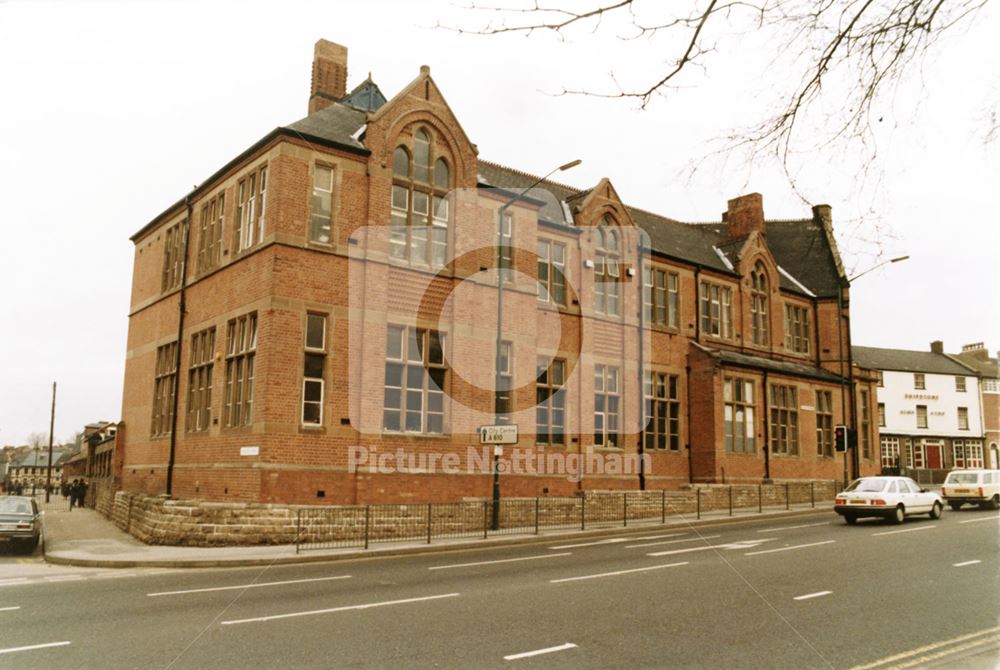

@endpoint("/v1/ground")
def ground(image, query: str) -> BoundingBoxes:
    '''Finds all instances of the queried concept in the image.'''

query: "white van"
[940,469,1000,510]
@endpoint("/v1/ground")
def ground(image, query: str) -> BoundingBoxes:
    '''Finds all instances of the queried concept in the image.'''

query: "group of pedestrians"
[62,478,88,510]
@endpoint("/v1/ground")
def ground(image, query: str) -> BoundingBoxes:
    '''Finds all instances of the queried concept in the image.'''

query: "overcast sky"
[0,0,996,446]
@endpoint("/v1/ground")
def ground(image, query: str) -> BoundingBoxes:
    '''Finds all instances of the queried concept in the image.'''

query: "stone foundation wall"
[104,481,837,547]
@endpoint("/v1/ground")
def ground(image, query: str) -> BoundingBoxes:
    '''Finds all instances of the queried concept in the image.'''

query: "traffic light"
[834,425,848,452]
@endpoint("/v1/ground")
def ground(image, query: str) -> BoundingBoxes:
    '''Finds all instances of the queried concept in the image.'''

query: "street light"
[837,255,909,486]
[492,158,581,530]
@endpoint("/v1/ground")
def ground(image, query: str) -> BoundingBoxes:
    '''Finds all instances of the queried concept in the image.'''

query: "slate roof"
[341,78,387,112]
[703,346,844,383]
[951,350,999,378]
[282,102,368,152]
[14,448,72,468]
[852,346,976,375]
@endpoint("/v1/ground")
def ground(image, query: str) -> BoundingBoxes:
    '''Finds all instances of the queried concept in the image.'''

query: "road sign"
[479,425,518,445]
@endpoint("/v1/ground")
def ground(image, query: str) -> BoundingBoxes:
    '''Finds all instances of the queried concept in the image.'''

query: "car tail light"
[15,523,32,529]
[835,498,846,505]
[940,487,948,495]
[872,499,887,506]
[978,487,984,497]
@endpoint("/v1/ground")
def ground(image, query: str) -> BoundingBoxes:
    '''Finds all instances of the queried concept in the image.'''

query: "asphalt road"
[1,508,997,669]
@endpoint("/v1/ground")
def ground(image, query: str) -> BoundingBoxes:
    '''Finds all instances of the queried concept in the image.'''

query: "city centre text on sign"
[479,425,518,445]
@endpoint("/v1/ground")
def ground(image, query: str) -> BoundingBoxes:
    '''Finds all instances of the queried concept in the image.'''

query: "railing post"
[364,505,370,550]
[729,486,733,517]
[696,487,701,520]
[785,483,790,510]
[426,503,432,544]
[811,481,815,508]
[758,485,762,513]
[295,509,301,555]
[623,493,628,527]
[534,498,540,535]
[581,496,586,531]
[661,489,666,524]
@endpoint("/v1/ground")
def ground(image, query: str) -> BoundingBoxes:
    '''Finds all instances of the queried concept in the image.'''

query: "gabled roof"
[852,346,976,376]
[340,78,387,112]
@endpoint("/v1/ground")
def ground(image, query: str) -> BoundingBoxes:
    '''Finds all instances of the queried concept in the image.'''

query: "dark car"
[0,495,42,553]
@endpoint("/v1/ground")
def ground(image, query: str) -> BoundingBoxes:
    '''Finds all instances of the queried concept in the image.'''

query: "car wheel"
[990,495,1000,511]
[893,505,906,524]
[844,514,857,525]
[929,502,943,520]
[949,502,963,511]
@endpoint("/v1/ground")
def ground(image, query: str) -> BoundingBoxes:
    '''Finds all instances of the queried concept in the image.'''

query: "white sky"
[0,0,996,445]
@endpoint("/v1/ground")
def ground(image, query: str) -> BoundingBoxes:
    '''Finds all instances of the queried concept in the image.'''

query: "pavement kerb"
[42,505,833,569]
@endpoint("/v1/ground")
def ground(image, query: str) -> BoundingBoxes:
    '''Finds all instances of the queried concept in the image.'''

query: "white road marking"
[627,534,719,549]
[958,516,1000,524]
[548,538,631,550]
[550,562,688,583]
[0,606,21,612]
[647,538,774,557]
[148,575,351,597]
[45,575,85,582]
[953,560,981,567]
[0,578,29,587]
[793,590,832,601]
[504,643,578,660]
[220,592,460,625]
[632,532,688,541]
[0,641,71,655]
[872,525,936,537]
[744,540,836,556]
[429,553,572,570]
[756,522,831,533]
[850,625,1000,669]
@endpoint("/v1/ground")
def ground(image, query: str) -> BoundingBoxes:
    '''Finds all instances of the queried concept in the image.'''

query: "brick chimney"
[930,340,944,354]
[960,342,989,361]
[724,193,765,240]
[309,39,348,114]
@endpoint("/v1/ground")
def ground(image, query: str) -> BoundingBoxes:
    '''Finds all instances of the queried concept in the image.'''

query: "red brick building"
[119,39,879,505]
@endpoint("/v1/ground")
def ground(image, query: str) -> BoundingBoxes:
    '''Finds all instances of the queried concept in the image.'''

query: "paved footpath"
[37,495,836,569]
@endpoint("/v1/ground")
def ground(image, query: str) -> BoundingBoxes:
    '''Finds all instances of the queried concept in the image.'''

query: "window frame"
[783,303,811,354]
[536,358,567,446]
[645,371,681,451]
[816,390,833,457]
[700,281,733,339]
[750,262,769,346]
[382,325,448,434]
[594,364,621,448]
[302,313,328,426]
[769,384,799,456]
[724,377,756,453]
[537,239,567,306]
[151,341,178,437]
[223,312,258,428]
[186,328,215,433]
[234,165,268,255]
[389,129,451,268]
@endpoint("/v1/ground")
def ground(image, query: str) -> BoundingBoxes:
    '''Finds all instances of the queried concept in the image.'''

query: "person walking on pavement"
[78,479,88,509]
[69,479,79,510]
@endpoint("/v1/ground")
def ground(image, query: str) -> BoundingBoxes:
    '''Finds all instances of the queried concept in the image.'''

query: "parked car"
[834,476,943,525]
[0,495,41,553]
[940,469,1000,510]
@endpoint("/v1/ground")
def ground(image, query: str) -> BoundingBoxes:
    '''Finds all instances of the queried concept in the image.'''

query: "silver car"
[0,495,41,553]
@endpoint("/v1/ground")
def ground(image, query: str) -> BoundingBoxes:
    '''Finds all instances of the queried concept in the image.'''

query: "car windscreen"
[845,479,887,493]
[945,473,978,484]
[0,498,31,514]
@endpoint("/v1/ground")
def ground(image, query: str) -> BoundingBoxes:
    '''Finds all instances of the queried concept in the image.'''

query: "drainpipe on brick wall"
[812,298,821,369]
[685,365,694,484]
[637,244,646,490]
[165,195,194,497]
[762,369,771,481]
[694,267,701,342]
[845,308,859,479]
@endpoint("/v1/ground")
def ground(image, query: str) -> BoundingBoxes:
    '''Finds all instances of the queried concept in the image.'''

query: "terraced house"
[119,39,879,505]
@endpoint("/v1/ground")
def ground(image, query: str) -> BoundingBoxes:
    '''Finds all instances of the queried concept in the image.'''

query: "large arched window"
[595,215,620,316]
[390,128,450,266]
[750,262,769,346]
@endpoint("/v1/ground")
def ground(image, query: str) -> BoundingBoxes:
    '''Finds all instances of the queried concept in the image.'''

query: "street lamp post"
[837,255,909,486]
[492,158,581,530]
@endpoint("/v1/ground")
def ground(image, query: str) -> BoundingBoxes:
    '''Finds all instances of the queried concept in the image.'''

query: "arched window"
[750,262,769,346]
[595,215,620,316]
[390,127,450,266]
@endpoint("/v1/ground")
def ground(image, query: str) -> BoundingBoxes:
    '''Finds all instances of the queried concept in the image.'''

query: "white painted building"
[854,342,984,483]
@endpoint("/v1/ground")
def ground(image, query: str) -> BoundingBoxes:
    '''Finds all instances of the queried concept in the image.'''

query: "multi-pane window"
[383,326,446,433]
[878,402,886,427]
[161,222,184,292]
[750,263,769,346]
[913,373,925,390]
[223,313,257,428]
[876,370,884,387]
[594,365,620,447]
[860,388,871,459]
[957,407,969,430]
[700,282,733,339]
[816,390,833,457]
[302,314,326,425]
[151,342,178,436]
[881,436,900,470]
[953,440,984,468]
[910,440,926,468]
[955,376,966,392]
[594,219,621,316]
[784,304,811,353]
[235,166,267,254]
[985,378,999,393]
[310,166,334,244]
[645,372,680,450]
[196,193,225,275]
[769,385,799,455]
[724,377,755,453]
[644,266,679,328]
[186,328,215,432]
[916,404,928,429]
[536,358,566,446]
[390,130,450,266]
[496,341,512,421]
[537,240,567,305]
[497,211,513,282]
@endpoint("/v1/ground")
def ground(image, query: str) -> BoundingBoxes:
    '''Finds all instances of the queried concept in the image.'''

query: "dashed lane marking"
[744,540,835,556]
[952,560,981,567]
[0,641,71,655]
[872,525,936,537]
[626,534,719,549]
[756,522,831,533]
[148,575,351,597]
[504,643,578,660]
[220,592,460,625]
[0,606,21,612]
[550,562,688,584]
[793,590,832,601]
[429,553,572,570]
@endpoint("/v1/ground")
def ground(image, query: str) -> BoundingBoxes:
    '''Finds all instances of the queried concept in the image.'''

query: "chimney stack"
[309,39,348,114]
[725,193,765,240]
[930,340,944,354]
